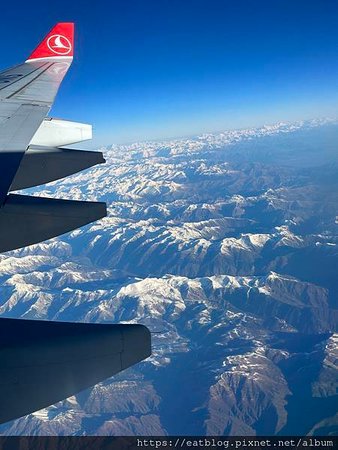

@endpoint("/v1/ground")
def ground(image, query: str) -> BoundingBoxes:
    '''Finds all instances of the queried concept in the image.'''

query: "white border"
[26,56,73,63]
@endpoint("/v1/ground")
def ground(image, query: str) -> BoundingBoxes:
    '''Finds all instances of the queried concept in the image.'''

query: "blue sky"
[2,0,338,145]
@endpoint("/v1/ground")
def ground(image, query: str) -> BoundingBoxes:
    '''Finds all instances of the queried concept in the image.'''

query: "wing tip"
[26,22,75,62]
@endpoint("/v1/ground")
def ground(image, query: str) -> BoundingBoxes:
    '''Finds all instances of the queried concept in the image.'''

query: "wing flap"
[31,118,93,147]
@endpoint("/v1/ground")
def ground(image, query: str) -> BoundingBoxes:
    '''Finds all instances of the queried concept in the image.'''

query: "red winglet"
[26,23,74,62]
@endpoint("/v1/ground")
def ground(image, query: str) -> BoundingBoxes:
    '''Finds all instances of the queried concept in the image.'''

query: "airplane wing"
[0,23,107,252]
[0,24,152,425]
[0,22,74,204]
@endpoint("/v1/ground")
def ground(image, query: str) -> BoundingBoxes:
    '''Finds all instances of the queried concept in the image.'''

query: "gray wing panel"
[0,103,49,203]
[0,60,71,105]
[0,61,48,98]
[0,103,49,151]
[0,58,72,203]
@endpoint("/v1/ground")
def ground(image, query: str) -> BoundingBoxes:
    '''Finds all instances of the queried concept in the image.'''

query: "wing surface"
[0,23,74,204]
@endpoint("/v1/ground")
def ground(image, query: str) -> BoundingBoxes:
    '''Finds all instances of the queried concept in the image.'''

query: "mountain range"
[0,118,337,436]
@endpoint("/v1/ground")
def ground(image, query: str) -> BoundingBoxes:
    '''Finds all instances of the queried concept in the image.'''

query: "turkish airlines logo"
[47,34,72,55]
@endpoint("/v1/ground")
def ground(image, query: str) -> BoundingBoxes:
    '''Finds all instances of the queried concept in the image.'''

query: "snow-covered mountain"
[0,119,337,436]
